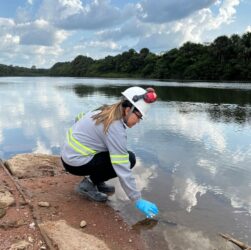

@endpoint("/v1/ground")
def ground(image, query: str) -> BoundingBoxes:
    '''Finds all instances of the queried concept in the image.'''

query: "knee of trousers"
[128,151,136,169]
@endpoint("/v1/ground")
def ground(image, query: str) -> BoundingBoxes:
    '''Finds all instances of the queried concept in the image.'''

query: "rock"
[5,154,63,178]
[38,202,50,207]
[0,185,15,208]
[29,222,36,230]
[28,236,34,243]
[10,240,31,250]
[80,220,87,228]
[0,219,27,229]
[38,220,110,250]
[0,208,6,218]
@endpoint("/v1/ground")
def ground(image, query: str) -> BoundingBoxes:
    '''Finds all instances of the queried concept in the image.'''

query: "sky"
[0,0,250,68]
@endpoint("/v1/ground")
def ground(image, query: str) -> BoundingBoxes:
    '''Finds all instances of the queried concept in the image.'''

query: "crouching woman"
[61,86,159,218]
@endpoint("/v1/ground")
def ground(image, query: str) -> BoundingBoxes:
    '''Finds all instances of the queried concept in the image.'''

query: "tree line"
[0,64,47,76]
[1,32,251,81]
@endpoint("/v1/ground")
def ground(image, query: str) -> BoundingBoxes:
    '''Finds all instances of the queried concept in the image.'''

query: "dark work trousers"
[61,151,136,185]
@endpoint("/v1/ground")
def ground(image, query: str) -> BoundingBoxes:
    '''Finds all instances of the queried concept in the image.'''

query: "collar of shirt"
[122,119,128,129]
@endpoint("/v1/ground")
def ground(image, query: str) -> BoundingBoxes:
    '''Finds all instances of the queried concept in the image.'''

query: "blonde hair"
[92,100,124,133]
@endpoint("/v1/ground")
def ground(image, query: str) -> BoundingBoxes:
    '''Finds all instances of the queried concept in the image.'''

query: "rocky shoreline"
[0,154,146,250]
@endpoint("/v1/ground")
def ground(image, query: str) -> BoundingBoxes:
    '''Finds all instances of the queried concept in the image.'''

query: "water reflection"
[70,84,251,125]
[0,77,251,248]
[131,218,159,232]
[73,84,124,98]
[70,84,251,105]
[170,177,207,213]
[162,225,236,250]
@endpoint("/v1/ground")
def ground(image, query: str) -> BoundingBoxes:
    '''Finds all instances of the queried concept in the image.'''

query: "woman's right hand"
[135,198,159,218]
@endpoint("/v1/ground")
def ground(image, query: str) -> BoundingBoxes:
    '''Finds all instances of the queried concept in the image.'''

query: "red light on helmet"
[144,88,157,103]
[132,87,157,103]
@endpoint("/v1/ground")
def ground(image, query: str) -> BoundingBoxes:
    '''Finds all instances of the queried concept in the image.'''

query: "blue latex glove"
[135,198,159,218]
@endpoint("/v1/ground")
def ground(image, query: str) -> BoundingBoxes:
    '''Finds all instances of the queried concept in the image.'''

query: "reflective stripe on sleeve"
[67,128,96,156]
[110,154,129,164]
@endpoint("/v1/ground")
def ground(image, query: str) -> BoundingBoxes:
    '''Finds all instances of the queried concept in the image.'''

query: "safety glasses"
[134,111,143,120]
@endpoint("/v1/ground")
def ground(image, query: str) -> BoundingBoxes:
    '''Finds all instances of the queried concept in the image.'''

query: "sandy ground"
[0,157,147,250]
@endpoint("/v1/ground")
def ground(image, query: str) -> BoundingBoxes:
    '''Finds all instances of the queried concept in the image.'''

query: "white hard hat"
[121,86,157,117]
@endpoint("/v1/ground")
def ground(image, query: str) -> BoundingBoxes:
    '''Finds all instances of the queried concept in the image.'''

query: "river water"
[0,77,251,249]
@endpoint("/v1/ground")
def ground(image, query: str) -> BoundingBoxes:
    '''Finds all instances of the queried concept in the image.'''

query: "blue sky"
[0,0,250,68]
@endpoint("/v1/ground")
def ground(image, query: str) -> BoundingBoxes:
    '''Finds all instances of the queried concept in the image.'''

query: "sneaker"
[75,177,108,202]
[97,182,115,193]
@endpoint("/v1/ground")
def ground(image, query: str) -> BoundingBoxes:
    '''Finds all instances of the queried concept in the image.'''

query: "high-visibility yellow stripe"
[111,160,130,164]
[75,112,85,122]
[68,128,96,155]
[67,131,89,156]
[69,128,96,154]
[78,112,84,119]
[110,154,129,158]
[110,154,129,164]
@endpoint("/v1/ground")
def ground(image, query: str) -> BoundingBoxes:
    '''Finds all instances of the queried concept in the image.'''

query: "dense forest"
[1,32,251,81]
[0,64,48,76]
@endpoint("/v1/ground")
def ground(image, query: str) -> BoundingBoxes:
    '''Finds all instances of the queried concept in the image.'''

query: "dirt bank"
[0,154,146,250]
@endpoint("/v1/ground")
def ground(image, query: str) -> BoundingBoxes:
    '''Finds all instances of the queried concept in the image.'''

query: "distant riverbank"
[1,32,251,82]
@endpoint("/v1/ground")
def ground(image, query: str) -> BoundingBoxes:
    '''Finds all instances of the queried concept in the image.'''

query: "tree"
[140,48,150,58]
[71,55,94,76]
[212,35,231,63]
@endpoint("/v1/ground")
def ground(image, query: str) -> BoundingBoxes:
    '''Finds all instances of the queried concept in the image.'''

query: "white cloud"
[136,0,215,23]
[38,0,126,30]
[203,0,240,30]
[246,25,251,32]
[0,15,69,66]
[0,42,65,67]
[17,19,67,46]
[95,0,242,55]
[0,0,245,67]
[136,0,241,51]
[38,0,84,21]
[0,17,15,30]
[97,18,148,41]
[0,19,19,52]
[136,30,182,52]
[2,34,20,46]
[71,39,122,60]
[218,0,240,23]
[85,40,120,50]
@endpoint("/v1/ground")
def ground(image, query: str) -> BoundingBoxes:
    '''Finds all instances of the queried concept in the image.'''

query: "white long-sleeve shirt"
[61,111,141,201]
